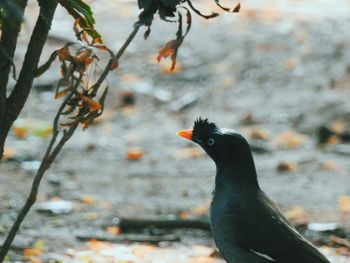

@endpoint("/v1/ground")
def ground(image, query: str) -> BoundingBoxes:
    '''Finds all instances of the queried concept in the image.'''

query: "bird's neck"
[215,157,259,190]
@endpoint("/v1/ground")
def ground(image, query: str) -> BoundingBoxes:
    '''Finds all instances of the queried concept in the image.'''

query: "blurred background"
[1,0,350,262]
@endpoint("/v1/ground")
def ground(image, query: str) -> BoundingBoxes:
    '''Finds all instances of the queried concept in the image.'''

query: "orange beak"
[176,129,193,141]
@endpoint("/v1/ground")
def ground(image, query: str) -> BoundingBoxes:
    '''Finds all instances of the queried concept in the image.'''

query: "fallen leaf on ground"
[338,196,350,213]
[13,126,28,139]
[106,226,121,235]
[80,196,97,205]
[285,206,308,224]
[321,161,339,171]
[274,130,307,149]
[2,148,16,161]
[127,148,144,160]
[23,240,44,261]
[250,129,269,140]
[331,121,346,133]
[277,161,297,172]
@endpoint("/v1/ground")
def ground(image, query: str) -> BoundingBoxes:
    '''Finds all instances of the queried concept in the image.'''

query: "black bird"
[177,118,330,263]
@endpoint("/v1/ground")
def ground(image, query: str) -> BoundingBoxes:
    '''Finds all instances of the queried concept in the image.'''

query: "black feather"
[192,118,218,141]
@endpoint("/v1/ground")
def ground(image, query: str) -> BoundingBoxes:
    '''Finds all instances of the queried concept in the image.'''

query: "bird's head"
[177,118,252,166]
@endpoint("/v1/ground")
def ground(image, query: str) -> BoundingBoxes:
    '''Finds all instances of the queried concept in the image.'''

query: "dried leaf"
[327,135,340,145]
[192,245,216,257]
[338,196,350,213]
[331,121,345,133]
[285,206,308,224]
[274,130,307,149]
[192,202,210,216]
[250,129,269,140]
[277,161,296,172]
[13,126,28,139]
[23,240,44,259]
[55,86,72,99]
[106,226,121,235]
[158,9,191,71]
[321,161,339,171]
[74,48,93,64]
[3,148,16,161]
[80,95,102,111]
[284,57,300,70]
[80,196,96,205]
[127,148,144,160]
[58,47,71,61]
[81,30,89,43]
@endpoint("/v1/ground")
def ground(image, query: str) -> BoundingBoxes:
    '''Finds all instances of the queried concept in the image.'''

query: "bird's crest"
[192,118,218,141]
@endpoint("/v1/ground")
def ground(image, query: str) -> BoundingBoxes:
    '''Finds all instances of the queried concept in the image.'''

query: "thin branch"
[91,23,141,94]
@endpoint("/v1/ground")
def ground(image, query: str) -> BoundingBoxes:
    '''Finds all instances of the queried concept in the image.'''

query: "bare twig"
[77,233,180,244]
[0,22,141,261]
[115,217,210,231]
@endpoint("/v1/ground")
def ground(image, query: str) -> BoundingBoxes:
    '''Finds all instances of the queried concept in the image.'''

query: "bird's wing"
[230,191,330,263]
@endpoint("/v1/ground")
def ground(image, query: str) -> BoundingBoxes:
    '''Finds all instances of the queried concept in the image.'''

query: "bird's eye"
[207,138,215,146]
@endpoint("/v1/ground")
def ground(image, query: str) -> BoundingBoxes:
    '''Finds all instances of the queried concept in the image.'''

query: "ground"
[1,0,350,262]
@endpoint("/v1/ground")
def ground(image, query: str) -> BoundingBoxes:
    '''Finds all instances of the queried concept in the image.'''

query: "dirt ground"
[1,0,350,262]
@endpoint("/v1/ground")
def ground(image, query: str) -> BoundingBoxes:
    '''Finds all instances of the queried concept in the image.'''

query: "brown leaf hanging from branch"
[157,8,191,71]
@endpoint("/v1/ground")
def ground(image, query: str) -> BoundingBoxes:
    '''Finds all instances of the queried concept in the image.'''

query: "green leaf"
[58,0,100,39]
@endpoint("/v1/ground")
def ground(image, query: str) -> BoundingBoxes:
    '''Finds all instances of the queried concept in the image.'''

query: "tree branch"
[0,0,28,159]
[1,0,58,155]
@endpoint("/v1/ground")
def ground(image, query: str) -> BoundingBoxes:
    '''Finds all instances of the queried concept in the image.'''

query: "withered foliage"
[137,0,240,70]
[37,21,114,130]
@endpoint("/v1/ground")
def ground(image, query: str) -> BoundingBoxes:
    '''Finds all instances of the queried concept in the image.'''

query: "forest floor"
[1,0,350,262]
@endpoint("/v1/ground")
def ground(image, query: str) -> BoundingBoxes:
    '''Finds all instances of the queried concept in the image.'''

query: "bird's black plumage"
[180,118,330,263]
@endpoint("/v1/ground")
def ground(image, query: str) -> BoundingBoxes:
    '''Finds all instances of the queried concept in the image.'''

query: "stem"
[0,0,28,160]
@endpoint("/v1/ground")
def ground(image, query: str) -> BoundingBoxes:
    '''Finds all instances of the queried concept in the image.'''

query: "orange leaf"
[13,127,27,139]
[285,206,308,224]
[58,47,70,61]
[321,161,339,171]
[81,31,89,44]
[55,87,72,99]
[3,148,16,161]
[338,196,350,213]
[250,129,269,140]
[157,40,176,61]
[126,148,144,160]
[80,196,96,205]
[106,226,121,235]
[277,161,296,172]
[93,37,103,45]
[75,49,93,64]
[274,131,307,149]
[94,45,108,51]
[23,248,42,258]
[80,95,102,111]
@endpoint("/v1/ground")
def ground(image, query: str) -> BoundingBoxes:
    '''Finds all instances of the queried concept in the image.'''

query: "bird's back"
[210,185,330,263]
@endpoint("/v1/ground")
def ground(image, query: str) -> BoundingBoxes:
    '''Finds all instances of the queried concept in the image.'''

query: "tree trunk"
[0,0,58,161]
[0,0,28,160]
